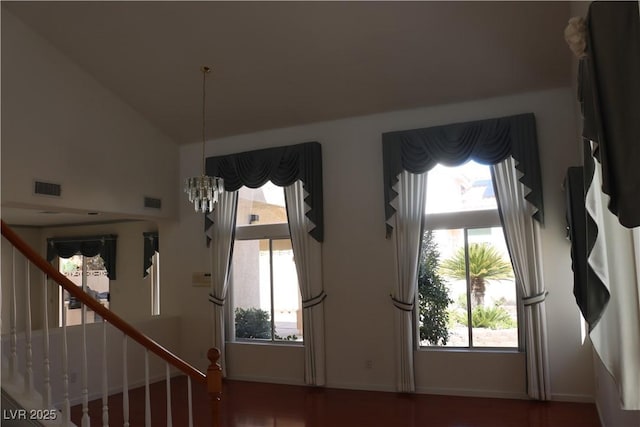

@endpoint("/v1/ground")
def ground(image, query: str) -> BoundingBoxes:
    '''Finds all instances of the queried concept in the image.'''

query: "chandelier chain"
[201,66,210,174]
[184,65,221,214]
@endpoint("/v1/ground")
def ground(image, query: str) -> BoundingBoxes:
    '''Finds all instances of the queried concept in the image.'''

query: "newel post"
[207,348,222,427]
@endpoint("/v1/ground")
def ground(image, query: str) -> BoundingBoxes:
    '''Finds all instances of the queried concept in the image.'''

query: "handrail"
[1,220,207,384]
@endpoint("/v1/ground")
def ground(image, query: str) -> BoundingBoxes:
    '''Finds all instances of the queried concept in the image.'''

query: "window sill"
[417,346,522,354]
[228,340,304,348]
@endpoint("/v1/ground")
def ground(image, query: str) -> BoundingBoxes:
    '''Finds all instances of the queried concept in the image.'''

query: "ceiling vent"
[34,180,61,197]
[144,197,162,210]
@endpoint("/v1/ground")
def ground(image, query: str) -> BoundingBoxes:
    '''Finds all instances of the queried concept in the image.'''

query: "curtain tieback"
[523,290,548,306]
[208,293,225,306]
[390,295,414,312]
[302,291,326,309]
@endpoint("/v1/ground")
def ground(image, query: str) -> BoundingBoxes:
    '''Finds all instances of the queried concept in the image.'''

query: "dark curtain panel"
[143,232,159,278]
[579,1,640,228]
[47,235,118,280]
[565,165,609,329]
[382,113,543,237]
[205,141,324,242]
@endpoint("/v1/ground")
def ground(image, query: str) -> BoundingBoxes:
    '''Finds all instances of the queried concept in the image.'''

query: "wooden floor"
[72,376,601,427]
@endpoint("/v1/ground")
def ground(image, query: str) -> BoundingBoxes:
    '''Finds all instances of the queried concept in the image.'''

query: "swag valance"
[143,232,159,278]
[382,113,544,236]
[205,141,324,242]
[47,235,117,280]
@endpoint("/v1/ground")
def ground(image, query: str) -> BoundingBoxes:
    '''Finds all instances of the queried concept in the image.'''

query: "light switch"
[192,272,211,287]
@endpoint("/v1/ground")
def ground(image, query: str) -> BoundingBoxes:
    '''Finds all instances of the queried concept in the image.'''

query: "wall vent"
[144,197,162,210]
[34,181,61,197]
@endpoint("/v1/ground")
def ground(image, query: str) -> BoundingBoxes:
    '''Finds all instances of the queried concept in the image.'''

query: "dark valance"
[205,141,324,242]
[578,1,640,228]
[382,113,544,236]
[47,235,117,280]
[143,232,159,278]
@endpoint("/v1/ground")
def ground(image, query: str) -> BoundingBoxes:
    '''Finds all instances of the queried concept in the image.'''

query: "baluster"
[207,348,222,427]
[42,274,52,409]
[62,288,71,425]
[24,258,34,397]
[166,364,173,427]
[9,247,18,380]
[145,350,151,427]
[122,335,130,427]
[102,320,109,426]
[187,376,193,427]
[81,259,90,427]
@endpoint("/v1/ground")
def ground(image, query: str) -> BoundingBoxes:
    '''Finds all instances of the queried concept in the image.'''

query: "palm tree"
[440,243,513,307]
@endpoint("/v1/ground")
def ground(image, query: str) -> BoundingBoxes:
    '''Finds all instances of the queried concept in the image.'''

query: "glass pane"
[237,182,288,226]
[467,227,517,348]
[232,239,272,340]
[426,161,497,214]
[272,239,302,341]
[419,229,469,347]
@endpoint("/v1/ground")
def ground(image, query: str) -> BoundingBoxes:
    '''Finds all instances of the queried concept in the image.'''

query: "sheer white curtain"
[388,170,428,392]
[285,180,326,386]
[207,190,238,376]
[585,152,640,410]
[492,157,551,400]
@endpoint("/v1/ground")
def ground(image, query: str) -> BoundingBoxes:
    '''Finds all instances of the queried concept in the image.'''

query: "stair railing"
[1,220,222,427]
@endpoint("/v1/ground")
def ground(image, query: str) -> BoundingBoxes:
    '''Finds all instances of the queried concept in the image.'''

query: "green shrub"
[452,305,516,330]
[234,307,271,339]
[418,230,453,345]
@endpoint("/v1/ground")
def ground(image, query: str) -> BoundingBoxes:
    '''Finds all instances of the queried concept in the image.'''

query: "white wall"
[172,87,595,401]
[1,10,178,220]
[1,227,46,334]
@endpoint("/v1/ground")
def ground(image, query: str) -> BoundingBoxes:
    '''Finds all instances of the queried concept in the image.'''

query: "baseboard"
[55,372,179,408]
[550,393,595,403]
[326,382,396,393]
[226,374,306,387]
[415,386,529,400]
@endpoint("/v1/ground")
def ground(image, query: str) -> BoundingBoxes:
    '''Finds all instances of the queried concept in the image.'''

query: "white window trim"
[230,222,302,345]
[425,209,501,230]
[235,223,290,240]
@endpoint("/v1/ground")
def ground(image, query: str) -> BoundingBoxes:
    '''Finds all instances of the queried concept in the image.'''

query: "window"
[418,161,518,349]
[149,252,160,316]
[231,182,303,342]
[59,254,109,326]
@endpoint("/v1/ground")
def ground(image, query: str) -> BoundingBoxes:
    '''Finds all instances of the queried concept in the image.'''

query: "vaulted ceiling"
[2,1,573,146]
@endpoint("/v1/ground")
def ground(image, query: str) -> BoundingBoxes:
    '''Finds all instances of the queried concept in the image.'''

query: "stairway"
[1,220,222,426]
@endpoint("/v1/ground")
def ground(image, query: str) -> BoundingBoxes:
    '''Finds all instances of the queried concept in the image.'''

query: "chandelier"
[184,66,223,213]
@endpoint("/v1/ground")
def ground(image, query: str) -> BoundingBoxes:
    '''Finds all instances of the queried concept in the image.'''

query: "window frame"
[149,251,160,316]
[230,222,303,345]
